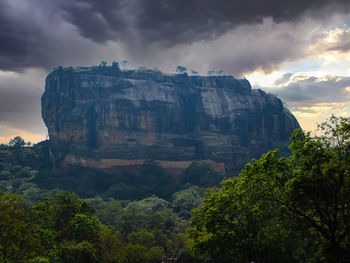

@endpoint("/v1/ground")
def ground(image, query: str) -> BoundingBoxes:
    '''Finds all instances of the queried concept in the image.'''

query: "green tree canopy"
[33,192,94,240]
[0,191,41,262]
[171,186,204,219]
[116,196,178,238]
[9,136,25,148]
[189,116,350,263]
[149,246,166,262]
[124,244,150,263]
[176,66,187,74]
[127,231,155,249]
[181,160,223,187]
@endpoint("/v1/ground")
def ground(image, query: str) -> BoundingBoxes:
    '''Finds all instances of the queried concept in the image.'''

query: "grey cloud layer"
[59,0,349,44]
[0,0,120,71]
[0,0,350,72]
[151,18,313,76]
[0,69,47,133]
[269,74,350,106]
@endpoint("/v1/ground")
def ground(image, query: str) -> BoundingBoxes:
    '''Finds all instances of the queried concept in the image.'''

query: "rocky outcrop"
[41,66,300,174]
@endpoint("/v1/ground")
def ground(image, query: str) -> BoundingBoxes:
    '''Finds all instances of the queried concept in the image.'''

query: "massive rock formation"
[42,66,300,174]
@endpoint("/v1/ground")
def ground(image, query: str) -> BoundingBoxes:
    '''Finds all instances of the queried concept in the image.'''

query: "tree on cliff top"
[111,61,119,69]
[191,70,198,76]
[99,61,107,67]
[207,70,215,76]
[121,60,129,70]
[176,66,187,74]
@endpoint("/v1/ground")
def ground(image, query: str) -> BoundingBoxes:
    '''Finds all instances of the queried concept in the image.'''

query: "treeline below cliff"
[1,116,350,262]
[0,137,218,262]
[0,136,223,201]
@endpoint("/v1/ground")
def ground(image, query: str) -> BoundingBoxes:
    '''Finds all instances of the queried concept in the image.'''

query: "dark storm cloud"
[1,0,350,72]
[0,0,116,72]
[58,0,350,45]
[271,74,350,105]
[150,18,314,77]
[58,0,128,43]
[0,1,46,71]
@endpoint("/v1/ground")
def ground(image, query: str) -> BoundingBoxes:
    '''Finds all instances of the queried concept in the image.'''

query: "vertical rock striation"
[42,66,300,174]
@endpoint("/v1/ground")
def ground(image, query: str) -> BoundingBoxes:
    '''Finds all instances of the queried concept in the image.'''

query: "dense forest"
[0,135,220,262]
[1,116,350,262]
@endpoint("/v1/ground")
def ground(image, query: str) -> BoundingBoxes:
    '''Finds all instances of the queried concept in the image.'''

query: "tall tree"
[0,191,41,262]
[176,66,187,74]
[189,116,350,263]
[9,136,25,148]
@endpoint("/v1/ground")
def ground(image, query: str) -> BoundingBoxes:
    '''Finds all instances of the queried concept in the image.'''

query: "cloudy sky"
[1,0,350,143]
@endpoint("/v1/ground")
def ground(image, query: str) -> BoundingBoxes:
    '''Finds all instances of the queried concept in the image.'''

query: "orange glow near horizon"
[0,125,46,145]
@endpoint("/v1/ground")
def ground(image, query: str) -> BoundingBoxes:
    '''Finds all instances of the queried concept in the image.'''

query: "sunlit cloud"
[246,71,286,87]
[0,124,46,144]
[291,102,350,131]
[255,72,350,131]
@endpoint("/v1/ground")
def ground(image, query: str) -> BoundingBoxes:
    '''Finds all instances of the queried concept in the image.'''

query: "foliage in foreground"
[189,116,350,263]
[0,191,200,263]
[2,116,350,262]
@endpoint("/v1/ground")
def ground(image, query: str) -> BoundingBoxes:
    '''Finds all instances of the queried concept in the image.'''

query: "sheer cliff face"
[42,67,300,173]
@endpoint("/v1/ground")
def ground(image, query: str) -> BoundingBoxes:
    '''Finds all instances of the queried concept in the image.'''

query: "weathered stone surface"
[42,66,300,173]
